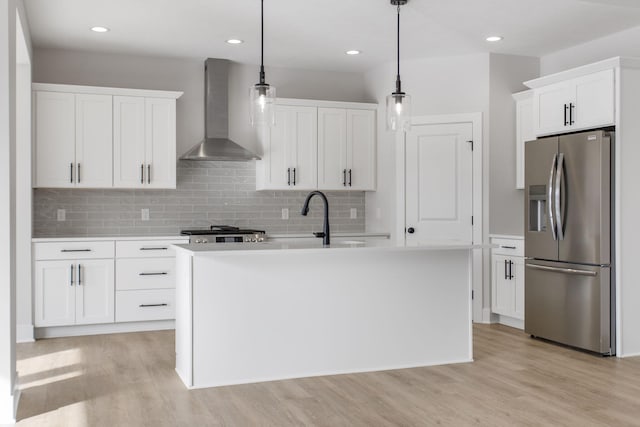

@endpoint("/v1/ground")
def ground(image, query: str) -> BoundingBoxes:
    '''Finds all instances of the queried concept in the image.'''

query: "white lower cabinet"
[35,259,114,327]
[491,236,525,327]
[33,237,187,332]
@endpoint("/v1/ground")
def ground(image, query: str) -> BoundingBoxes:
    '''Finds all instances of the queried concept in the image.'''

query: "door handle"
[140,247,168,251]
[555,153,565,240]
[569,103,575,125]
[287,168,291,186]
[77,264,82,286]
[564,104,569,126]
[500,245,517,249]
[139,303,169,308]
[343,169,347,187]
[348,169,352,187]
[504,259,508,280]
[509,260,514,280]
[77,163,81,183]
[139,272,169,276]
[70,264,74,286]
[141,164,144,184]
[526,263,597,277]
[292,168,296,186]
[70,162,74,183]
[147,164,151,184]
[61,249,92,253]
[548,153,558,241]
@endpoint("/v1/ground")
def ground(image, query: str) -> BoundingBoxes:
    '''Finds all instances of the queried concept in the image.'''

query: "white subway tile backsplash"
[33,161,366,237]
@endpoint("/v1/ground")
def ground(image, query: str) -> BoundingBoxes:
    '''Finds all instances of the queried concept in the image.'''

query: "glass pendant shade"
[386,92,411,132]
[249,83,276,127]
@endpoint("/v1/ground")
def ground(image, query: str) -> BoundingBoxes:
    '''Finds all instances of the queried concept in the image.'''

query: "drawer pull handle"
[140,247,168,251]
[139,272,169,276]
[61,249,92,253]
[500,245,517,249]
[139,303,169,308]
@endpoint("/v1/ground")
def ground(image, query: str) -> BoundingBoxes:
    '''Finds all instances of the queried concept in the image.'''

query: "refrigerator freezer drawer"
[524,260,612,354]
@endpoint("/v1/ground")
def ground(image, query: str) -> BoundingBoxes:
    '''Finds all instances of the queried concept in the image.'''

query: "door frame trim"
[396,113,484,322]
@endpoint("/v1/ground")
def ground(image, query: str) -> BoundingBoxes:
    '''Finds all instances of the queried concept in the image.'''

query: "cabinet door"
[515,96,534,190]
[492,255,515,316]
[318,108,347,190]
[113,96,146,188]
[34,91,76,188]
[145,98,177,189]
[573,69,615,131]
[513,258,525,320]
[346,109,376,191]
[257,106,294,190]
[75,259,115,325]
[75,94,113,188]
[533,82,573,137]
[34,261,76,327]
[288,106,318,190]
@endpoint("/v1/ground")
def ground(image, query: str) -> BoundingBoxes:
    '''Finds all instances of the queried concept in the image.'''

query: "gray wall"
[488,54,540,236]
[34,161,365,237]
[32,48,370,237]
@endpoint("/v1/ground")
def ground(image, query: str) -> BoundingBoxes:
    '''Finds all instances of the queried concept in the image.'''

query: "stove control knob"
[202,238,208,243]
[194,239,201,244]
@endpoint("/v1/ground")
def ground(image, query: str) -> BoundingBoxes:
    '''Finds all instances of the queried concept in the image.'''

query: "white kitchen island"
[174,240,485,389]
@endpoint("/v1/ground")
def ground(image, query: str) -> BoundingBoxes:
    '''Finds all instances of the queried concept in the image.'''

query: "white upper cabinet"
[318,107,376,191]
[34,84,182,189]
[532,69,615,137]
[75,94,113,188]
[256,105,317,190]
[257,99,377,192]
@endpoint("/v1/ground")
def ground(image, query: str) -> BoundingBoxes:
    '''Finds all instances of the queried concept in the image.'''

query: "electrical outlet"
[350,208,357,219]
[281,208,289,220]
[56,209,66,222]
[141,208,150,221]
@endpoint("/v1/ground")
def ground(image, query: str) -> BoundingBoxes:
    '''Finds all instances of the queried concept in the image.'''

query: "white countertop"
[267,232,391,240]
[32,235,189,243]
[174,240,493,256]
[489,234,524,241]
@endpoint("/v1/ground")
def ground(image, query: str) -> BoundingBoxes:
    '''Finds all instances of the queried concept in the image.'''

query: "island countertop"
[173,240,493,255]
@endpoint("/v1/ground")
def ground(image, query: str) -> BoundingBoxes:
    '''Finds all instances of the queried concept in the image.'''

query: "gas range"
[180,225,266,244]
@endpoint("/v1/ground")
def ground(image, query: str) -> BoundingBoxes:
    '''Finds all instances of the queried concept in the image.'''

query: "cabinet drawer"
[491,238,524,257]
[116,239,187,259]
[34,241,114,260]
[116,289,175,322]
[116,258,176,290]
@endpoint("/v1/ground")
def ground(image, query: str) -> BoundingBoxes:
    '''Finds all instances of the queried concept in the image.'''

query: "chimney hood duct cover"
[181,59,261,161]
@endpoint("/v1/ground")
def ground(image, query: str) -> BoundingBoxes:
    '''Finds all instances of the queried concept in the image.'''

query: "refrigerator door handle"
[555,153,565,240]
[525,263,597,277]
[548,153,558,240]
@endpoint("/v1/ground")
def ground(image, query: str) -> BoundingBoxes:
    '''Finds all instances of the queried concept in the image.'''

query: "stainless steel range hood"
[181,58,260,161]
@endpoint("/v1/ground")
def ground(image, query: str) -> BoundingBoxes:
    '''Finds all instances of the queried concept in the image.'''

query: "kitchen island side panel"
[188,248,473,388]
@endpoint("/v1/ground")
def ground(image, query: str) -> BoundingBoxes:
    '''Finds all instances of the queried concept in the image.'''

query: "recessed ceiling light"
[91,26,110,33]
[486,36,503,42]
[346,50,361,55]
[226,39,244,44]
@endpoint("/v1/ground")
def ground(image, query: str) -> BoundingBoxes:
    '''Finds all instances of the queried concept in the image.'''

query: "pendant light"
[250,0,276,127]
[386,0,411,132]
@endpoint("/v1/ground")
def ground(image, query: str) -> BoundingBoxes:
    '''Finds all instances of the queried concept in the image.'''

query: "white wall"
[541,25,640,75]
[488,54,540,236]
[1,0,32,423]
[33,49,371,157]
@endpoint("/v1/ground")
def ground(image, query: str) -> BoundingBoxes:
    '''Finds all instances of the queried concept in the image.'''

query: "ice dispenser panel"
[529,185,547,232]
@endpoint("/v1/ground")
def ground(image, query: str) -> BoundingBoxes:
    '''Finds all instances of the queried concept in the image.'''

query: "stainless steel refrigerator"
[524,129,614,355]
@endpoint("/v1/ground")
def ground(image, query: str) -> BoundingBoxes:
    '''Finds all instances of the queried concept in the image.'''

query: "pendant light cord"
[259,0,265,84]
[395,4,402,94]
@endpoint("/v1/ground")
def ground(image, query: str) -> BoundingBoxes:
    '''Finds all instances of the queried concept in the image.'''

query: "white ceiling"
[24,0,640,73]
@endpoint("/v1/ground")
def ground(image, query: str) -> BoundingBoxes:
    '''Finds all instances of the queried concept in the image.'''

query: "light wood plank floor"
[15,324,640,426]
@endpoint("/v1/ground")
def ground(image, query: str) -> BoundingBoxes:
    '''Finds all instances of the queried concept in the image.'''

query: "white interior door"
[405,122,473,244]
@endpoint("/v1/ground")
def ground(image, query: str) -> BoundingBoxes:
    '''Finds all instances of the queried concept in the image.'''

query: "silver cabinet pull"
[147,164,151,184]
[61,249,92,253]
[70,264,75,286]
[139,272,168,276]
[141,164,144,184]
[77,163,81,183]
[140,247,168,251]
[555,152,565,240]
[526,263,597,277]
[139,303,168,308]
[77,264,82,286]
[548,153,557,241]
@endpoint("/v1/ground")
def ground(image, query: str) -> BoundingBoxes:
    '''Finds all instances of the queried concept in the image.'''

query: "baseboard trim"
[16,324,34,343]
[35,320,175,339]
[0,375,20,426]
[496,315,525,330]
[477,308,495,324]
